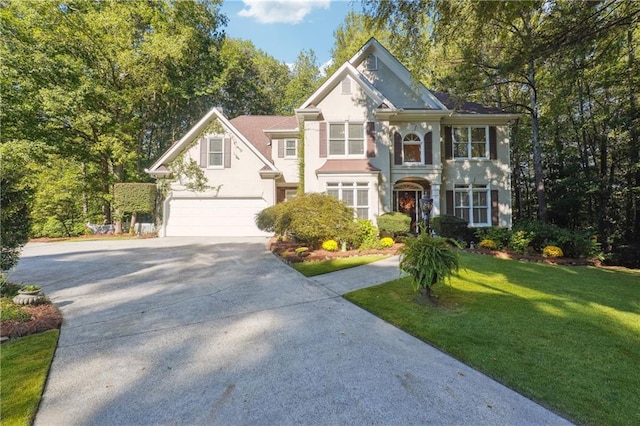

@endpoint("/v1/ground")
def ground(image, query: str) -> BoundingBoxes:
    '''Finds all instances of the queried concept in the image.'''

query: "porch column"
[431,184,441,217]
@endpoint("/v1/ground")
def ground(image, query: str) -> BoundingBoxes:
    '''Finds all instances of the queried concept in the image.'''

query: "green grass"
[292,255,389,276]
[0,330,59,426]
[344,252,640,425]
[0,299,32,322]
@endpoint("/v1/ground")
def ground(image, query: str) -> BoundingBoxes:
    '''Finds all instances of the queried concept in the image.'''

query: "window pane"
[454,142,468,158]
[357,189,368,206]
[209,153,222,166]
[455,192,469,207]
[455,208,469,221]
[209,138,222,152]
[342,190,354,206]
[473,207,488,224]
[348,124,363,139]
[356,208,368,219]
[329,124,344,139]
[453,128,467,142]
[329,140,345,155]
[285,140,296,156]
[327,189,339,199]
[403,133,420,142]
[473,191,487,206]
[349,138,364,155]
[471,142,485,157]
[471,127,486,142]
[403,144,421,162]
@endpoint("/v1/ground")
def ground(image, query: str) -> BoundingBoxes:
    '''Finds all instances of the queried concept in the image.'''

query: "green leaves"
[399,235,460,293]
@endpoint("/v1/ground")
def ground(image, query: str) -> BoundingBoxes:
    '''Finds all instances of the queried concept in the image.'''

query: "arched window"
[403,133,422,163]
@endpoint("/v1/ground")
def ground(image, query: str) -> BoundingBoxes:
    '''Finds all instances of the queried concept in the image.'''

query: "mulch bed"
[1,303,63,340]
[268,238,403,263]
[467,247,599,266]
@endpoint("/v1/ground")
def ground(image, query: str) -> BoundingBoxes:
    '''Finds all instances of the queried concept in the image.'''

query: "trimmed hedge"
[377,212,411,237]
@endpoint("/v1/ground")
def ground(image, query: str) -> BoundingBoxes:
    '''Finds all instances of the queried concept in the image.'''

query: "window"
[284,190,297,201]
[327,182,369,219]
[454,184,489,226]
[208,137,223,167]
[453,126,488,159]
[366,54,377,71]
[329,123,364,156]
[285,139,297,157]
[341,78,352,95]
[402,133,422,163]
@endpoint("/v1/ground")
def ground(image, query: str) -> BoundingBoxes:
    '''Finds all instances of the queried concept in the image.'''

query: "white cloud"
[238,0,331,25]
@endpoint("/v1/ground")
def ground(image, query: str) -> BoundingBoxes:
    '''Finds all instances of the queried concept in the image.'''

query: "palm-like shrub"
[400,234,460,301]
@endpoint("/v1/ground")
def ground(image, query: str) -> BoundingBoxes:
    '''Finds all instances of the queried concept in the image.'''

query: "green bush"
[475,227,511,250]
[322,239,339,251]
[513,221,599,258]
[377,212,411,237]
[399,235,460,299]
[431,215,472,241]
[509,230,533,254]
[255,193,357,246]
[380,237,394,248]
[353,219,380,250]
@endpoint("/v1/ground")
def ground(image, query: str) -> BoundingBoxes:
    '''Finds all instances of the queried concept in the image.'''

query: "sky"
[219,0,360,70]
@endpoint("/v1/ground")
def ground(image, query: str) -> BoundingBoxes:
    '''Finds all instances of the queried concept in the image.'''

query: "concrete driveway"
[11,237,571,425]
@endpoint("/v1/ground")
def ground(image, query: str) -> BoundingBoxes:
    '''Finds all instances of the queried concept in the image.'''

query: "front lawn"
[0,330,59,426]
[344,252,640,425]
[293,255,388,277]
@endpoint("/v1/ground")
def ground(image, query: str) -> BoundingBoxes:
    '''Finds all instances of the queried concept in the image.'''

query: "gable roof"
[299,61,395,110]
[145,107,277,176]
[349,38,448,111]
[230,115,297,161]
[434,92,505,114]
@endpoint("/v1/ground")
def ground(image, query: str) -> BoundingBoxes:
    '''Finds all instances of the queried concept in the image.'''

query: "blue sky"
[220,0,360,69]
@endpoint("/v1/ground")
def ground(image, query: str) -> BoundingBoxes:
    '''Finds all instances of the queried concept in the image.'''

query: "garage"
[163,197,270,237]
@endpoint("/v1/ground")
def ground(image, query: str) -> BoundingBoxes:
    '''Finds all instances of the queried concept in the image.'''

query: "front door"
[393,183,425,233]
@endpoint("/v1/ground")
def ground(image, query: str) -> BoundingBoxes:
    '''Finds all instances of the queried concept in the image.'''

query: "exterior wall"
[175,132,276,205]
[271,138,299,184]
[441,125,512,227]
[357,59,424,108]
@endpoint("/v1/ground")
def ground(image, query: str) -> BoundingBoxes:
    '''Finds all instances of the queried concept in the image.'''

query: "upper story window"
[454,184,489,226]
[403,133,422,163]
[453,126,488,159]
[366,54,378,71]
[285,139,297,157]
[208,136,224,167]
[329,122,364,157]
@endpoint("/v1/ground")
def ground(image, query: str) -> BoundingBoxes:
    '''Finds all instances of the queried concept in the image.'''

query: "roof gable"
[146,108,277,175]
[299,62,395,110]
[349,38,447,111]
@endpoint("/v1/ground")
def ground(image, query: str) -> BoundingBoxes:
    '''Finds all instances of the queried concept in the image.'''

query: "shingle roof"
[315,159,381,174]
[434,92,505,114]
[229,115,297,161]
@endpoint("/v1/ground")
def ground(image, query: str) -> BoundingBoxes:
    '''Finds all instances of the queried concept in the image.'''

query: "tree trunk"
[129,211,137,234]
[529,59,547,222]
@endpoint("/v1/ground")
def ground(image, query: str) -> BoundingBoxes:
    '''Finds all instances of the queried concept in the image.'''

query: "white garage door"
[165,198,269,237]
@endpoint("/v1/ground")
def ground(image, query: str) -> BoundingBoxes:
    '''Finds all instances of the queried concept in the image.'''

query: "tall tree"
[282,49,321,114]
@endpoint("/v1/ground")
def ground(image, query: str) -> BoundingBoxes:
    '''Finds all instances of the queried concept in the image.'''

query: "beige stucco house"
[147,38,519,237]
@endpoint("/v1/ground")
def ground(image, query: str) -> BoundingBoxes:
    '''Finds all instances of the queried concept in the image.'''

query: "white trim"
[453,183,491,227]
[452,125,489,159]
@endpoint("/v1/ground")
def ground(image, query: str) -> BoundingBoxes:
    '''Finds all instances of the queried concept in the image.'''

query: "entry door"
[394,189,423,232]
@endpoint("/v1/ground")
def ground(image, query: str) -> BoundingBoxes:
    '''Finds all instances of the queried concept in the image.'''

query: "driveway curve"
[11,237,571,425]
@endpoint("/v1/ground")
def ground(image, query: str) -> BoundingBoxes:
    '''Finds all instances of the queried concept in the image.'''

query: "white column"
[431,184,441,217]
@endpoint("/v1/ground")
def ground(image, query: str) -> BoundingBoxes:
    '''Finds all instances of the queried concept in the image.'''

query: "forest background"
[1,0,638,266]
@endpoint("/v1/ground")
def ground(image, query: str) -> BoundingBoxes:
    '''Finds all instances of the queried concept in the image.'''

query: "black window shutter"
[319,122,327,158]
[424,132,433,164]
[200,138,207,167]
[366,121,376,158]
[446,190,454,215]
[489,126,497,160]
[224,137,231,168]
[394,131,402,165]
[278,140,284,158]
[491,190,499,226]
[444,127,452,160]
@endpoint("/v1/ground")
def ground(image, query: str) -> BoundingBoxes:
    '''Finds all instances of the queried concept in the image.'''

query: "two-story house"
[147,38,518,237]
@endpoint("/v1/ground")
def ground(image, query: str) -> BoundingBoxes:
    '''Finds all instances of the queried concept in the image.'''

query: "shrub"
[509,230,533,254]
[513,221,600,258]
[475,227,511,250]
[377,212,411,237]
[479,239,498,250]
[380,237,394,248]
[353,219,379,250]
[543,245,564,258]
[322,240,339,252]
[295,247,309,256]
[431,215,472,242]
[400,235,460,300]
[255,193,358,246]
